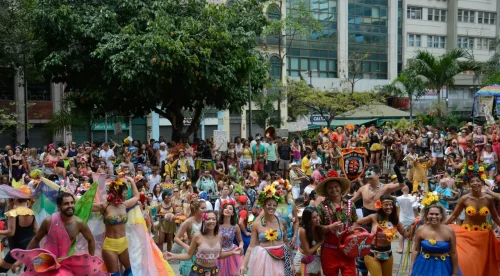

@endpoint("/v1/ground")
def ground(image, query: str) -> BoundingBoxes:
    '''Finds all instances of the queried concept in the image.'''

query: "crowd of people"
[0,119,500,275]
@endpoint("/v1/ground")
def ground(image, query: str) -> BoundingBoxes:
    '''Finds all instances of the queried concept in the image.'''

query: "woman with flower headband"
[444,163,500,276]
[165,211,239,276]
[241,183,293,276]
[217,198,244,276]
[91,176,139,276]
[274,180,299,248]
[353,195,410,276]
[175,198,206,275]
[410,198,460,276]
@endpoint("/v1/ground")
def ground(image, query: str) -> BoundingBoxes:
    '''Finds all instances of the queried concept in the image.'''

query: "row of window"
[407,6,496,25]
[408,34,495,50]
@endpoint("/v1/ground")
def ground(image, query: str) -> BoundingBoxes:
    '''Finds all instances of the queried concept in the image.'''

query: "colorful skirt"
[159,218,176,234]
[248,244,293,276]
[370,143,383,151]
[180,253,196,275]
[450,224,500,276]
[216,245,242,276]
[189,263,219,276]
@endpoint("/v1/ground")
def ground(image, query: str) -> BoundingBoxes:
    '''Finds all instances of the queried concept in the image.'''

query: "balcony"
[412,99,474,112]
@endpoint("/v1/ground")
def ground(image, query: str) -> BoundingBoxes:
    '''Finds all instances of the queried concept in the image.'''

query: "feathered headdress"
[456,160,487,181]
[105,178,126,204]
[258,183,285,205]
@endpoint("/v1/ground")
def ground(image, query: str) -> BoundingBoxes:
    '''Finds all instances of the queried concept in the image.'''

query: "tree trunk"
[184,105,204,143]
[153,106,185,142]
[436,89,442,128]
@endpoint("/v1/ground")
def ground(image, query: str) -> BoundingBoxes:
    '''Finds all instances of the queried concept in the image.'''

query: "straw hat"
[316,170,350,196]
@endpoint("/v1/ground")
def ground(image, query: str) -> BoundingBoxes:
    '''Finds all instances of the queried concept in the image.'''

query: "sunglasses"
[173,190,179,193]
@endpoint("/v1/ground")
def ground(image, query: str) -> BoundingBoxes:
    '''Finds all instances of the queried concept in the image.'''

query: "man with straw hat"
[316,170,357,276]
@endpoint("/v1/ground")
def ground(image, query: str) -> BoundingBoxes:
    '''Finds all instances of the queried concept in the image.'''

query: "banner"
[495,96,500,119]
[474,96,494,118]
[340,148,367,182]
[213,130,228,152]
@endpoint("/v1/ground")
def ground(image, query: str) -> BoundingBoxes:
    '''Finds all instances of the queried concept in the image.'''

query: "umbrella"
[0,184,31,199]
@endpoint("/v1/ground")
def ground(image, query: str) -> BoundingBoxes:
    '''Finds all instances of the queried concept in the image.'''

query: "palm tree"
[379,68,426,125]
[47,104,95,141]
[412,48,477,127]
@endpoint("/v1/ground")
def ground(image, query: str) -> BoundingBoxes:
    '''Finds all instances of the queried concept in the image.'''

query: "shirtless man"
[350,164,405,218]
[11,192,95,272]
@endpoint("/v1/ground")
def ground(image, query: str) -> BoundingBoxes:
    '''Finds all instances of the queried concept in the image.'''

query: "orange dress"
[450,206,500,276]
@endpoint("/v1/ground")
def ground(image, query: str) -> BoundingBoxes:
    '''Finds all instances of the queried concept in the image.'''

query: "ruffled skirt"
[216,245,242,276]
[248,244,292,276]
[411,253,461,276]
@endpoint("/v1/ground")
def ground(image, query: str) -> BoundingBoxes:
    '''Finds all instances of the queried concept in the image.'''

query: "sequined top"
[103,214,128,225]
[195,240,221,263]
[220,225,236,250]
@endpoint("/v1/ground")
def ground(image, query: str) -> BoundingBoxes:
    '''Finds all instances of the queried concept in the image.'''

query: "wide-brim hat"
[316,170,350,197]
[289,162,299,169]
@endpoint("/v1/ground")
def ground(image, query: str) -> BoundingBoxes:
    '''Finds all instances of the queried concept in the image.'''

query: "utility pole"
[23,52,29,148]
[248,74,252,137]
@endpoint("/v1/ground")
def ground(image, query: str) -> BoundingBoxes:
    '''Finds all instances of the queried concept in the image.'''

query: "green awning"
[312,118,379,127]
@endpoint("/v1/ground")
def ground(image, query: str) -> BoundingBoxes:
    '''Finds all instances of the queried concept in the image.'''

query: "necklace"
[261,215,276,226]
[368,184,381,198]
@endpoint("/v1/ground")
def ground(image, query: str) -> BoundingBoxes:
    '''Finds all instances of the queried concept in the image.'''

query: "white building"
[405,0,500,112]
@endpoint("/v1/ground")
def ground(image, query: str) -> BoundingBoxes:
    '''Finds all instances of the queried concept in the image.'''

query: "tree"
[47,101,96,142]
[262,1,322,125]
[286,79,380,128]
[342,52,373,93]
[0,0,45,147]
[30,0,269,142]
[412,49,477,128]
[378,68,426,125]
[253,92,283,129]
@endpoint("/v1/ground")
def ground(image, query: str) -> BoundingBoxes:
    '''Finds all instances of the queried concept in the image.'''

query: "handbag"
[338,227,376,258]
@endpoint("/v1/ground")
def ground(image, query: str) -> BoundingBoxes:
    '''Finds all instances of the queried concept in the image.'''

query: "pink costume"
[12,212,105,275]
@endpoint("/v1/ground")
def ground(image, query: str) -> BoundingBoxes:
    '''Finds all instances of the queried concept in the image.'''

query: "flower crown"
[77,182,91,193]
[106,178,125,192]
[258,183,285,205]
[221,198,236,210]
[29,169,42,179]
[134,175,144,183]
[277,179,291,192]
[457,160,486,181]
[421,192,440,208]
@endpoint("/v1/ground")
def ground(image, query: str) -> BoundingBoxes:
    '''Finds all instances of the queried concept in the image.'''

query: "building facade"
[405,0,500,113]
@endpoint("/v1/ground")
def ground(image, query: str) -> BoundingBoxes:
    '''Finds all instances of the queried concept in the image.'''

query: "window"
[428,8,446,22]
[407,6,422,19]
[478,12,496,24]
[427,36,446,48]
[457,37,474,49]
[475,38,489,50]
[408,34,421,47]
[458,9,475,23]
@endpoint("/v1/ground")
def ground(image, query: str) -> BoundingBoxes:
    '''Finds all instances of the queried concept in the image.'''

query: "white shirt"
[148,174,161,193]
[205,201,214,211]
[158,149,168,164]
[99,149,115,168]
[396,195,416,226]
[214,196,233,212]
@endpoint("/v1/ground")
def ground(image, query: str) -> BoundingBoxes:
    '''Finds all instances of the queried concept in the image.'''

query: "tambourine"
[337,227,375,258]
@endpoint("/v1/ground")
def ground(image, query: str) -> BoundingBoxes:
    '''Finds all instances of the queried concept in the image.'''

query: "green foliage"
[393,118,410,130]
[286,78,380,127]
[30,0,269,141]
[253,92,283,129]
[411,48,477,127]
[483,71,500,86]
[416,113,437,127]
[378,67,426,122]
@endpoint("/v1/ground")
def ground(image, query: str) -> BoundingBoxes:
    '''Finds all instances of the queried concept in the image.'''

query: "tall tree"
[286,79,379,128]
[412,49,477,128]
[30,0,269,142]
[0,0,44,146]
[378,68,426,125]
